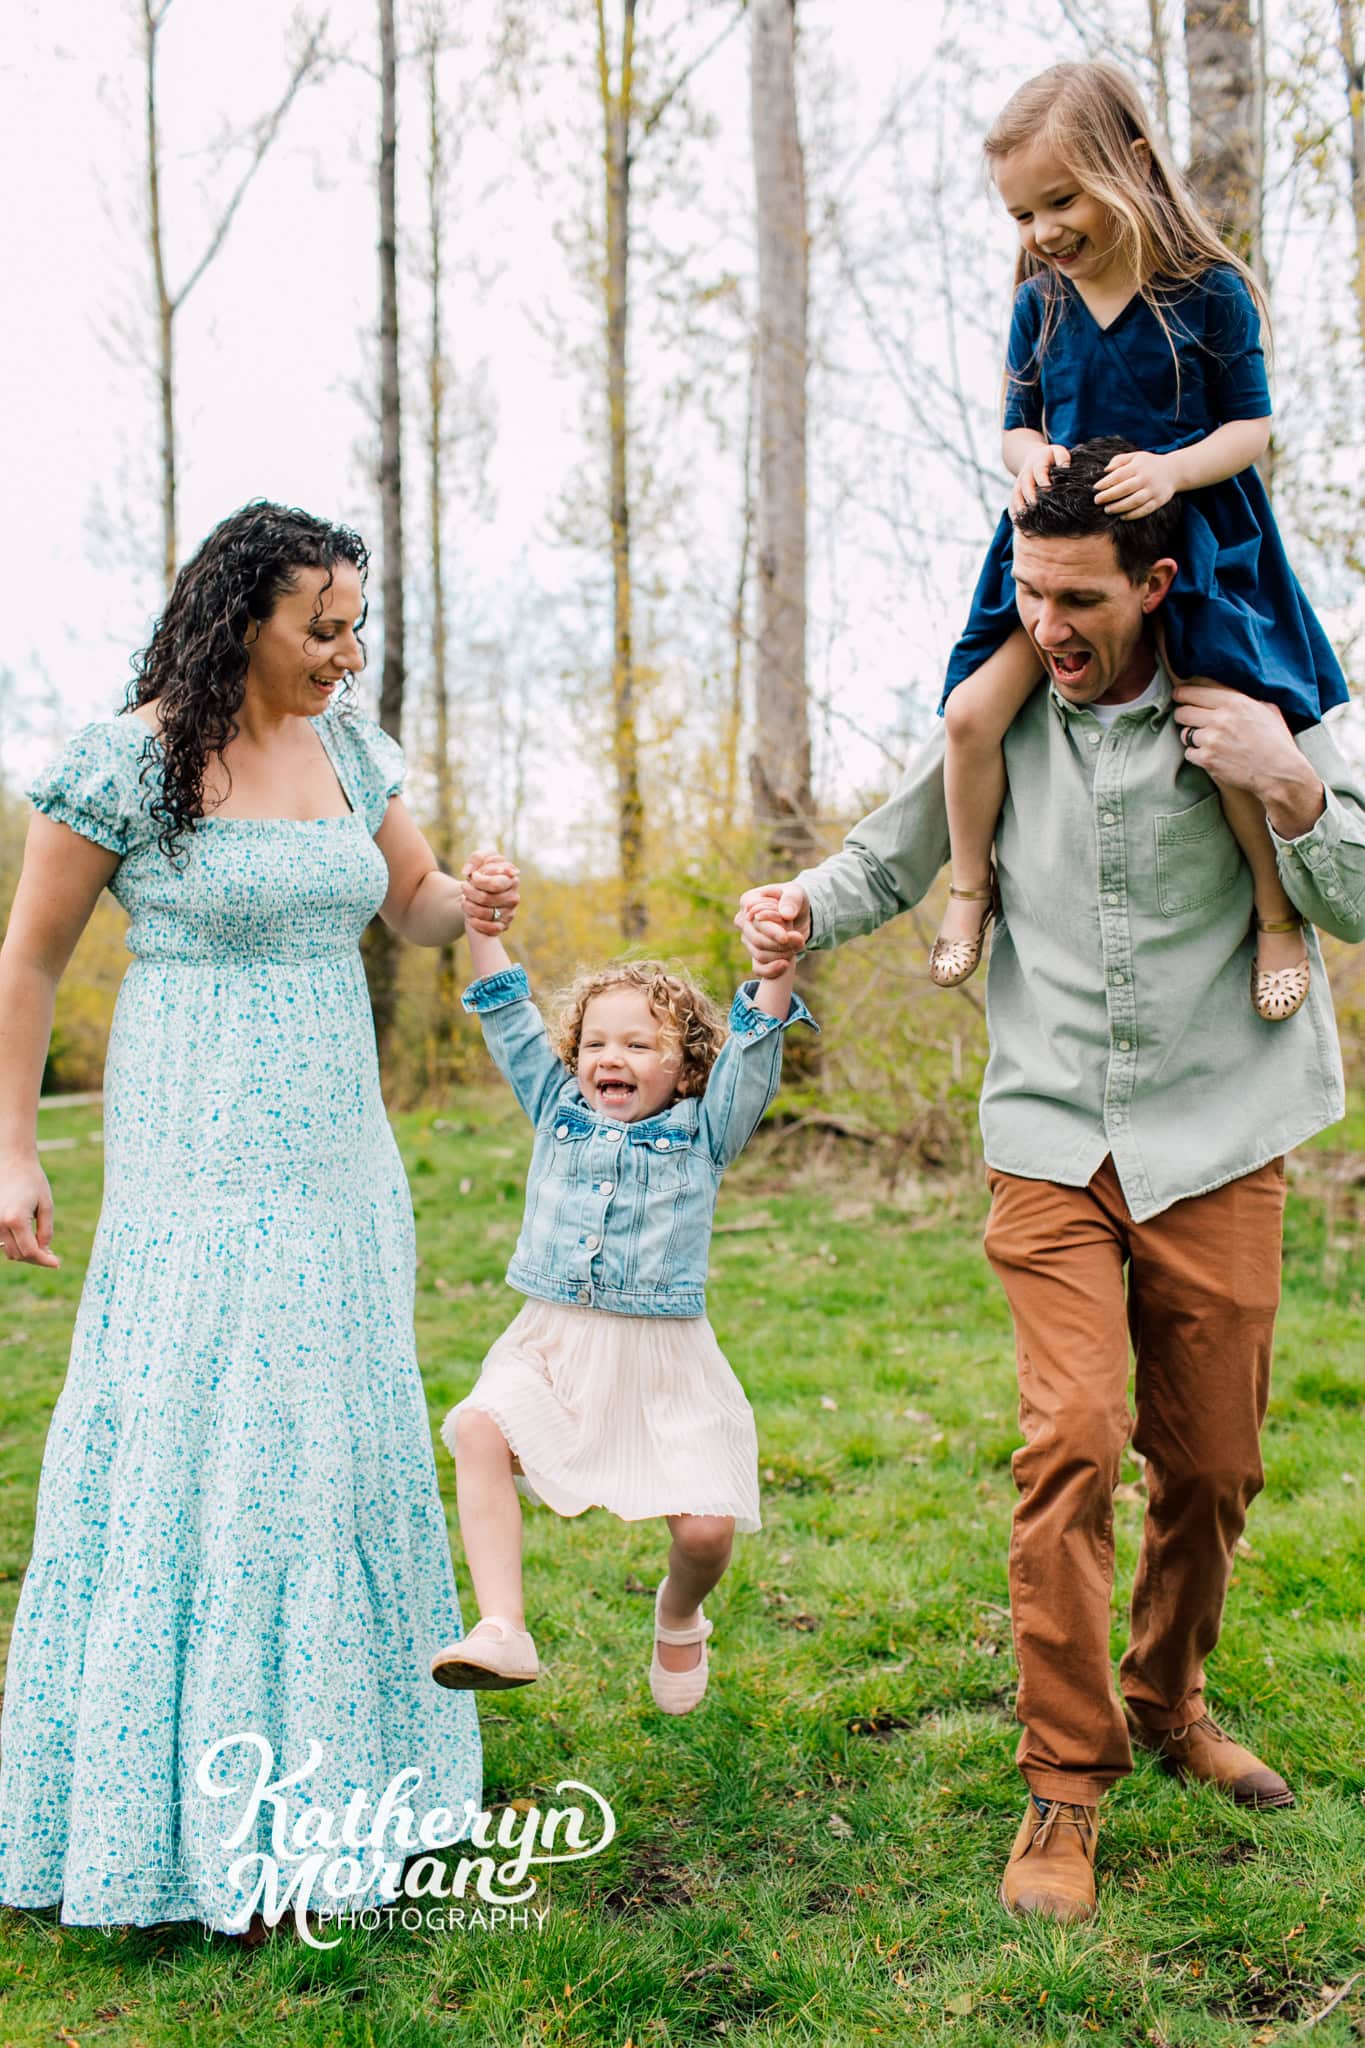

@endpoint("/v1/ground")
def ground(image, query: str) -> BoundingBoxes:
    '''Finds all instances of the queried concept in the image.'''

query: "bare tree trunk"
[750,0,818,1065]
[366,0,406,1068]
[597,0,647,944]
[1184,0,1262,270]
[425,12,459,1093]
[750,0,814,875]
[142,1,177,595]
[725,337,757,832]
[139,3,325,598]
[1339,0,1365,359]
[1148,0,1172,141]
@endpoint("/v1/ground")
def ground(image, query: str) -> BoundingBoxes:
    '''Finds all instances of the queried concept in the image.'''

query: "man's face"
[1010,530,1176,705]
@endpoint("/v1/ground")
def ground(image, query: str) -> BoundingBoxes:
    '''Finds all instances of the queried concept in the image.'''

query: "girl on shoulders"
[932,60,1348,1022]
[430,864,814,1716]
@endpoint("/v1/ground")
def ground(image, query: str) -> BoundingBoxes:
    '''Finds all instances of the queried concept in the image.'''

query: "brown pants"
[983,1155,1285,1805]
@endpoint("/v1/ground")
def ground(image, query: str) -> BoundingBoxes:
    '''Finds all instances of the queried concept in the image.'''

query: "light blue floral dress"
[0,707,481,1931]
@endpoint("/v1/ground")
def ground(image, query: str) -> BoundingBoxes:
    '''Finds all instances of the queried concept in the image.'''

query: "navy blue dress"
[941,269,1348,730]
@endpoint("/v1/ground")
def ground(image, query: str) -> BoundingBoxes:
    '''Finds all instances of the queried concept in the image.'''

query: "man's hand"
[1094,448,1178,520]
[1173,682,1325,839]
[1010,442,1070,516]
[461,850,520,937]
[735,882,810,980]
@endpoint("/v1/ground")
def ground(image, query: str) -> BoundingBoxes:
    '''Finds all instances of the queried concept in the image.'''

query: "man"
[738,436,1365,1923]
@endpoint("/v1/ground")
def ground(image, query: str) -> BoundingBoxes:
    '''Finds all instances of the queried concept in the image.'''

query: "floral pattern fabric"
[0,708,481,1930]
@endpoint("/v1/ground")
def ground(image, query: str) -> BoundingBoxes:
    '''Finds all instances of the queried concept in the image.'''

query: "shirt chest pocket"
[1154,792,1243,916]
[628,1129,697,1189]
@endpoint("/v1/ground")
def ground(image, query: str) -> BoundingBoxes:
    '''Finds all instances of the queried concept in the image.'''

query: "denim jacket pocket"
[1154,793,1243,916]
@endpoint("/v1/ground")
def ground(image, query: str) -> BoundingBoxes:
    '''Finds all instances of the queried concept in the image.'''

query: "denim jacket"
[463,966,815,1316]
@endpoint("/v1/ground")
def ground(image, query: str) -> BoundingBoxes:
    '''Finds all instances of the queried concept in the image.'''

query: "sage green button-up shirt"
[797,680,1365,1220]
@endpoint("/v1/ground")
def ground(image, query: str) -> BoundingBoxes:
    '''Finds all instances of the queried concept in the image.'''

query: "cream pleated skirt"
[443,1298,761,1532]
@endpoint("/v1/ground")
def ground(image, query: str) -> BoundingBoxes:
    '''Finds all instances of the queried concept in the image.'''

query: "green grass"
[2,1094,1364,2046]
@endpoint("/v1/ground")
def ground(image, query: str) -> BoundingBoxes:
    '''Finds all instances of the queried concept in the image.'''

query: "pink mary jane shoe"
[430,1616,540,1691]
[649,1585,713,1715]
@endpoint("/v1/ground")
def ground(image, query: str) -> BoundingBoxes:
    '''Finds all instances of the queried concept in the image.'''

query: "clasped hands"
[461,850,520,936]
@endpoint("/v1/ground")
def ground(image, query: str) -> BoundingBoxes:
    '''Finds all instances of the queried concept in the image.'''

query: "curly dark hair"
[127,501,370,858]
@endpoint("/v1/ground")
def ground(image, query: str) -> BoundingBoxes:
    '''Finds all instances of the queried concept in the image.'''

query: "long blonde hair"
[985,61,1271,384]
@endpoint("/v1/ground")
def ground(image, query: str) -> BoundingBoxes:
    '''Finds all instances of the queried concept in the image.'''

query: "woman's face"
[243,561,366,718]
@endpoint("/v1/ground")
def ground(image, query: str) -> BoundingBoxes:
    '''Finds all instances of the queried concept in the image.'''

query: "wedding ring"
[492,908,502,923]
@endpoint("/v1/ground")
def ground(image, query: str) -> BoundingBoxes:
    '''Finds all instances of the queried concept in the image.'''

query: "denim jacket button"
[555,1123,569,1139]
[606,1129,623,1143]
[654,1137,670,1150]
[598,1181,614,1196]
[576,1288,589,1302]
[585,1236,600,1252]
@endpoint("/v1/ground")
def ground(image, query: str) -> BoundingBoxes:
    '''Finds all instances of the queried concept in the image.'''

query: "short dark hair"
[1011,436,1182,581]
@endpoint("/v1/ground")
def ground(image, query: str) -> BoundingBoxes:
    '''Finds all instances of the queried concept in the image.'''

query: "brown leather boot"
[1126,1709,1295,1809]
[999,1797,1099,1922]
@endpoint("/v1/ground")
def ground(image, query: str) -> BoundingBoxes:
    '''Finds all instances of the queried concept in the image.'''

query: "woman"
[0,502,515,1932]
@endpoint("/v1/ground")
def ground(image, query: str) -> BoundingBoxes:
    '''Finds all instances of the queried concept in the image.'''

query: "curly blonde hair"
[550,960,728,1102]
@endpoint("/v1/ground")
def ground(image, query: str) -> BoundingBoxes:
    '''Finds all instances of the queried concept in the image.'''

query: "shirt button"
[585,1236,600,1252]
[1088,733,1101,747]
[1101,813,1117,826]
[1117,1039,1131,1052]
[1104,892,1119,906]
[598,1180,614,1196]
[1324,883,1339,896]
[654,1137,670,1150]
[1112,971,1127,984]
[555,1124,569,1139]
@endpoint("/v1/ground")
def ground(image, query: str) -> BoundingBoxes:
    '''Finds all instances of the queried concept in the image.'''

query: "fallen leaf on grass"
[777,1611,820,1632]
[945,1991,975,2015]
[827,1813,854,1838]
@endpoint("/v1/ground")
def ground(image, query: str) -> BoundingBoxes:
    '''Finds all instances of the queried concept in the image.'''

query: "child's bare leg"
[1217,780,1308,974]
[453,1407,527,1627]
[657,1514,734,1673]
[940,628,1043,945]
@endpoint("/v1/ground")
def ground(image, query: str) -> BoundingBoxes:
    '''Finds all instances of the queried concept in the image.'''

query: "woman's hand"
[0,1153,58,1267]
[1010,442,1070,516]
[461,851,520,938]
[1094,448,1178,519]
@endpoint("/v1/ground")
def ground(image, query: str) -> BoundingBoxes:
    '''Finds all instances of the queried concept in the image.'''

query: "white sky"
[2,0,1360,852]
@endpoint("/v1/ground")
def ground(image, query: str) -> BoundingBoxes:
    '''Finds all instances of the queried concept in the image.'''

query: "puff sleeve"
[323,711,405,835]
[26,719,153,858]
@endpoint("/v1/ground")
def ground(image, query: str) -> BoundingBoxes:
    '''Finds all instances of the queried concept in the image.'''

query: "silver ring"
[491,907,502,923]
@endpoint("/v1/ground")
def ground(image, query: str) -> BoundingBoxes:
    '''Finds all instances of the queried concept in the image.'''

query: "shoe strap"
[948,884,994,901]
[654,1593,712,1646]
[466,1616,526,1643]
[1256,915,1305,933]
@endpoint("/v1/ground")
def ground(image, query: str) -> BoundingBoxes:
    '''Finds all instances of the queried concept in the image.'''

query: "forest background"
[2,0,1364,1144]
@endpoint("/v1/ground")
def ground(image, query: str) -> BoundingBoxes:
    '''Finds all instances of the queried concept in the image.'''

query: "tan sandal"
[430,1616,540,1691]
[649,1584,713,1715]
[930,873,998,988]
[1252,914,1310,1023]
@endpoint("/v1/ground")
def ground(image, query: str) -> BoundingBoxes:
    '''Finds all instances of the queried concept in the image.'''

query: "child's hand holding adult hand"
[1094,447,1178,519]
[462,850,520,937]
[1010,442,1070,516]
[735,883,810,979]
